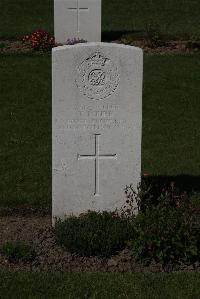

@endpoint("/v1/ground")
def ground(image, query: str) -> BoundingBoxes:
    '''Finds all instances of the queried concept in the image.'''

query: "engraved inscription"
[78,134,117,196]
[88,69,106,86]
[65,119,126,130]
[59,104,126,130]
[76,52,120,100]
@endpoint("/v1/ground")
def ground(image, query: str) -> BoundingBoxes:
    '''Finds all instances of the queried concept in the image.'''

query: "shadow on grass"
[141,175,200,205]
[102,30,144,41]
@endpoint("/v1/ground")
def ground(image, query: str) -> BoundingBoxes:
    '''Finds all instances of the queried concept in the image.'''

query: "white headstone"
[52,43,143,222]
[54,0,101,44]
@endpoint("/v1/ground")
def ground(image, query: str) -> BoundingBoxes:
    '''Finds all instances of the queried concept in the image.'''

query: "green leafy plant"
[54,211,133,258]
[121,182,153,218]
[1,241,36,263]
[189,193,200,211]
[121,183,199,269]
[0,42,6,50]
[131,204,199,268]
[144,23,166,48]
[190,193,200,231]
[186,35,200,51]
[123,180,190,216]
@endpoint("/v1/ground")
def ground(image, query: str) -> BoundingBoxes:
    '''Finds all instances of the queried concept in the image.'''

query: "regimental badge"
[76,52,120,100]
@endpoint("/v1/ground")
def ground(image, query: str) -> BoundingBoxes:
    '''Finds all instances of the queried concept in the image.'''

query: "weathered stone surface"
[54,0,101,43]
[52,43,143,222]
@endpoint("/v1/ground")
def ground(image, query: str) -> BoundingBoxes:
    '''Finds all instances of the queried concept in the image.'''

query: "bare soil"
[0,40,199,55]
[0,211,199,273]
[120,40,196,54]
[0,40,33,54]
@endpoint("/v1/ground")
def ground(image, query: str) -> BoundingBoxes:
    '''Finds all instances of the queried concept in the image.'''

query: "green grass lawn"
[0,53,199,207]
[0,54,52,207]
[0,272,200,298]
[142,54,200,176]
[0,0,199,39]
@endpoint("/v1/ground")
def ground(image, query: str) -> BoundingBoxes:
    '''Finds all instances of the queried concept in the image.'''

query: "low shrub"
[186,35,200,51]
[0,42,6,49]
[123,180,190,215]
[190,193,200,231]
[55,186,199,266]
[121,183,199,268]
[189,193,200,211]
[121,182,154,217]
[144,23,166,48]
[54,211,133,258]
[1,241,36,263]
[131,204,199,268]
[21,29,55,51]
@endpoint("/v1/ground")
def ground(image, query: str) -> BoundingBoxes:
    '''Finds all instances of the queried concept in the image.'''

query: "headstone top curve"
[52,42,143,53]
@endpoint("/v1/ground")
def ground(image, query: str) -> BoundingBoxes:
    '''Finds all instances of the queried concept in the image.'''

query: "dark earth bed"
[0,212,199,273]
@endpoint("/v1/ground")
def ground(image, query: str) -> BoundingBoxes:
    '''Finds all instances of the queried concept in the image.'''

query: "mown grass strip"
[0,271,200,298]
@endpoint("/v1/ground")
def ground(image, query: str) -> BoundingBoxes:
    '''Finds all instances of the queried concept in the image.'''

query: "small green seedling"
[1,241,36,263]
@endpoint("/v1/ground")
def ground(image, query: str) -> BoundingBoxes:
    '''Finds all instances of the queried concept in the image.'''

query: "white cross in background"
[68,0,89,33]
[78,134,117,196]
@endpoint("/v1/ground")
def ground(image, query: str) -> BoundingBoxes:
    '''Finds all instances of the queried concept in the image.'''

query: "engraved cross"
[68,0,89,33]
[78,134,117,196]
